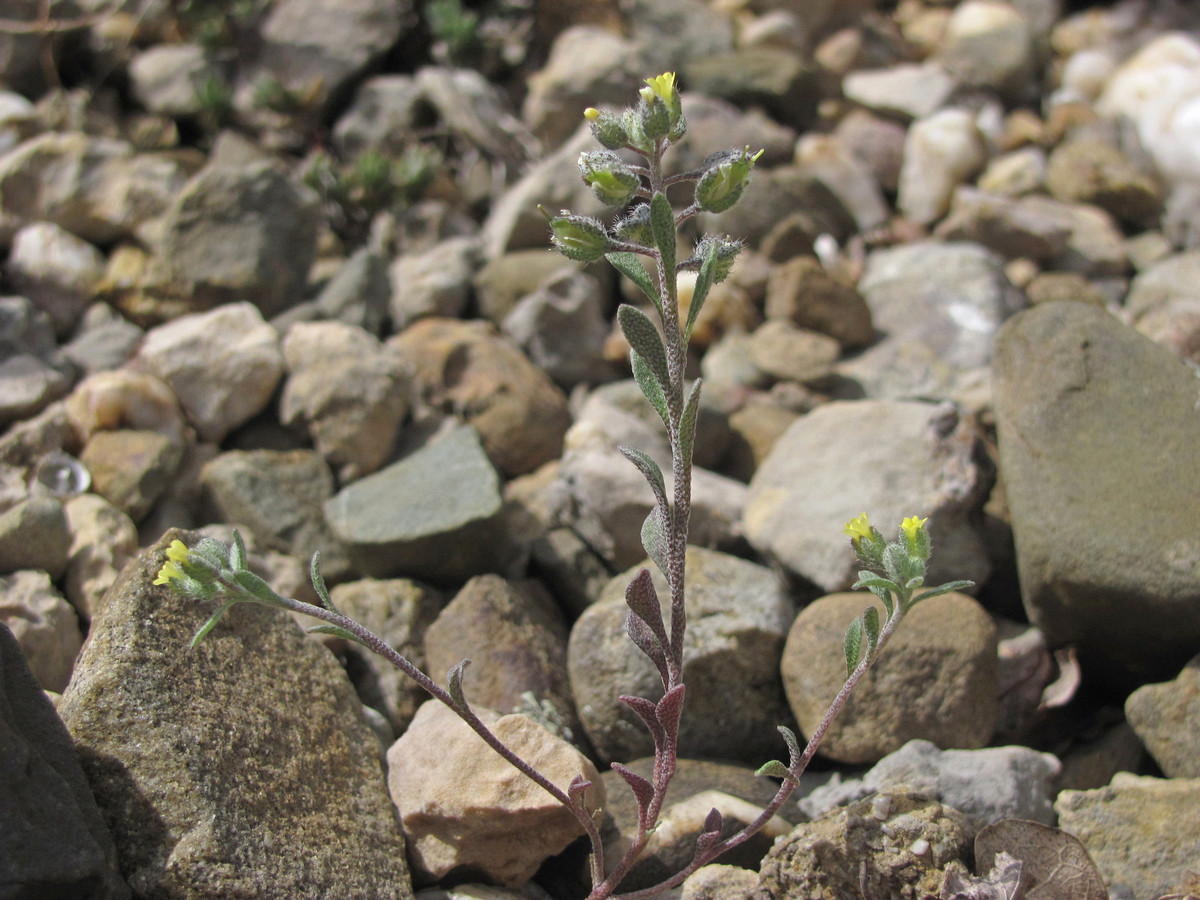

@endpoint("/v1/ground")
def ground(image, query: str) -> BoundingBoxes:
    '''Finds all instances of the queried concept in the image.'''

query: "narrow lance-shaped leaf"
[619,445,669,513]
[626,610,670,686]
[844,615,864,678]
[677,378,703,475]
[607,251,663,319]
[310,550,338,613]
[620,694,666,751]
[624,566,668,645]
[611,762,656,826]
[905,580,974,610]
[862,605,880,660]
[631,349,670,431]
[619,304,670,397]
[447,659,471,709]
[656,683,686,737]
[190,599,238,648]
[641,508,669,576]
[650,191,676,277]
[233,569,287,607]
[307,623,366,646]
[778,724,801,765]
[755,759,793,780]
[229,529,247,571]
[683,242,719,345]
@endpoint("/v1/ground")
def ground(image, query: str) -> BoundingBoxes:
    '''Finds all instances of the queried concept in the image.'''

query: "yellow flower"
[583,107,600,121]
[844,513,872,542]
[154,540,190,586]
[641,72,677,106]
[901,516,928,543]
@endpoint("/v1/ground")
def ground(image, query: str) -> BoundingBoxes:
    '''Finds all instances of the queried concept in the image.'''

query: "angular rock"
[79,428,183,522]
[129,43,230,118]
[568,547,795,764]
[1124,653,1200,778]
[200,448,350,581]
[898,108,988,226]
[325,577,445,736]
[423,575,577,739]
[799,739,1060,830]
[682,48,814,128]
[311,246,391,335]
[57,530,412,899]
[977,145,1047,196]
[134,302,284,443]
[936,0,1037,103]
[6,220,106,338]
[782,592,998,764]
[63,493,139,622]
[0,495,71,579]
[390,318,570,478]
[0,621,129,899]
[842,62,957,122]
[473,250,578,325]
[682,865,759,900]
[0,569,82,693]
[61,302,144,377]
[324,424,512,584]
[766,257,873,350]
[155,159,319,316]
[934,187,1072,262]
[280,321,412,482]
[387,700,604,887]
[0,294,73,427]
[745,320,841,386]
[745,400,993,592]
[756,789,973,900]
[1045,138,1163,229]
[64,367,189,449]
[794,133,889,233]
[388,236,478,332]
[1125,250,1200,362]
[833,109,907,195]
[1055,773,1200,900]
[993,303,1200,681]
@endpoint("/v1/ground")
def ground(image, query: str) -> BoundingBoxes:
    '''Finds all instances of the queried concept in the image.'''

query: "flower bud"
[693,235,744,284]
[549,212,611,262]
[695,146,764,213]
[642,72,685,141]
[584,107,629,150]
[578,150,640,206]
[637,95,670,142]
[614,203,653,245]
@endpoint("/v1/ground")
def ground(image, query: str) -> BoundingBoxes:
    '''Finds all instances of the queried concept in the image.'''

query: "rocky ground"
[2,0,1200,898]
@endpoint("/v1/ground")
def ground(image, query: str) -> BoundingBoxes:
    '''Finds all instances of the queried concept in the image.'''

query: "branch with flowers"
[152,72,971,900]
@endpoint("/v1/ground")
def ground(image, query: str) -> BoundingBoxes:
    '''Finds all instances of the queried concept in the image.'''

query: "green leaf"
[844,616,863,678]
[618,304,670,396]
[632,349,670,430]
[684,242,718,344]
[863,605,880,659]
[618,445,669,512]
[229,530,247,571]
[755,759,793,780]
[641,509,669,576]
[868,584,895,618]
[306,624,360,642]
[606,252,663,318]
[310,551,339,612]
[191,537,230,571]
[232,569,285,606]
[190,599,237,648]
[650,191,676,276]
[906,580,974,609]
[852,572,899,594]
[677,378,702,474]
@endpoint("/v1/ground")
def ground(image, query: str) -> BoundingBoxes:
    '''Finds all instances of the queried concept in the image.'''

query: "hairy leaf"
[190,600,237,648]
[650,191,676,276]
[607,251,663,318]
[229,529,247,571]
[626,610,669,685]
[693,807,724,859]
[624,567,668,644]
[632,349,670,430]
[641,509,669,576]
[619,445,669,512]
[683,242,718,344]
[621,694,666,749]
[863,605,880,659]
[192,537,231,570]
[778,724,801,764]
[677,378,702,474]
[844,616,864,677]
[233,569,284,605]
[619,304,670,396]
[755,759,793,780]
[656,683,686,737]
[568,774,593,807]
[447,659,471,708]
[907,581,975,609]
[310,551,337,612]
[612,762,656,814]
[307,623,361,643]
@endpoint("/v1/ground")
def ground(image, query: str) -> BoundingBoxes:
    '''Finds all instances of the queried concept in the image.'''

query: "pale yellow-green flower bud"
[548,212,612,262]
[696,147,763,213]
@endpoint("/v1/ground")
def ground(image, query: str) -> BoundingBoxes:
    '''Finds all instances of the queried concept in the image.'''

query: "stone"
[683,865,759,900]
[833,109,907,195]
[794,133,889,233]
[782,592,998,764]
[64,368,189,448]
[424,575,577,739]
[154,158,319,317]
[898,108,988,226]
[280,321,412,482]
[0,621,129,900]
[568,546,795,765]
[386,699,604,887]
[992,303,1200,682]
[200,449,350,581]
[1055,774,1200,900]
[390,317,570,478]
[324,424,513,584]
[129,43,231,118]
[799,739,1060,830]
[977,145,1047,196]
[934,187,1072,262]
[501,268,617,390]
[682,48,814,129]
[79,428,183,522]
[134,302,285,443]
[60,302,144,377]
[756,789,973,900]
[745,400,993,593]
[57,530,413,899]
[6,221,106,338]
[1045,138,1163,229]
[311,246,391,335]
[842,62,957,122]
[936,0,1036,103]
[1124,653,1200,778]
[332,75,423,158]
[0,569,82,693]
[745,320,841,386]
[0,495,71,579]
[723,397,801,483]
[0,294,73,427]
[473,250,578,325]
[387,236,479,332]
[63,493,139,622]
[1125,250,1200,362]
[625,0,734,70]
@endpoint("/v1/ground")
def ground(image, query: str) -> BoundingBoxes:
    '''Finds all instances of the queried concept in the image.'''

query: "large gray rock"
[0,294,73,427]
[0,621,129,899]
[324,424,514,584]
[993,302,1200,681]
[836,241,1026,401]
[0,495,71,579]
[781,592,998,765]
[744,399,993,593]
[0,569,82,693]
[1124,653,1200,778]
[57,530,413,899]
[5,221,106,338]
[567,546,796,765]
[799,739,1060,830]
[1055,774,1200,900]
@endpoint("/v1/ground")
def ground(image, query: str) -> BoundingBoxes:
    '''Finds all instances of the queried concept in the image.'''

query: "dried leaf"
[940,853,1023,900]
[1041,647,1081,709]
[975,819,1107,900]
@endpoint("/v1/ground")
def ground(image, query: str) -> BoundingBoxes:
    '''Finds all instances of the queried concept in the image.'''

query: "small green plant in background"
[156,74,971,899]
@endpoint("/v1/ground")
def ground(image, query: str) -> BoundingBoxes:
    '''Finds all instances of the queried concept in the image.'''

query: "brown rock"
[764,256,874,349]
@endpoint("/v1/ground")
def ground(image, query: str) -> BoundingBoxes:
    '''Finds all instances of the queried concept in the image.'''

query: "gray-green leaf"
[641,509,669,576]
[632,349,670,429]
[618,445,669,512]
[447,659,471,708]
[650,191,676,276]
[863,605,880,659]
[618,304,670,396]
[677,378,702,474]
[755,759,792,780]
[684,242,718,344]
[844,615,863,678]
[607,252,663,318]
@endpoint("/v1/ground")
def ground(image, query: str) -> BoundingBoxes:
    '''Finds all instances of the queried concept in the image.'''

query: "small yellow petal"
[844,513,872,542]
[900,516,928,542]
[154,561,183,586]
[584,107,600,121]
[165,539,190,563]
